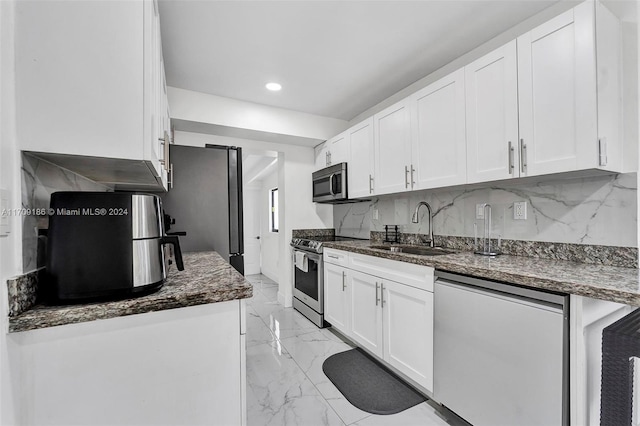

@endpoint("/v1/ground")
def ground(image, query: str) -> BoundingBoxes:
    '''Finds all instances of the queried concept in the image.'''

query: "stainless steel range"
[290,236,363,327]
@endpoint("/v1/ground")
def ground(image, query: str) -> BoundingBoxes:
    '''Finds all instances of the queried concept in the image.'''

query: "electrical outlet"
[513,201,527,220]
[476,204,485,220]
[373,208,379,220]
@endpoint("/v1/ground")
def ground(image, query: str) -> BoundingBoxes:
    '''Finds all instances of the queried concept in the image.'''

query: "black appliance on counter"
[45,192,184,302]
[160,144,245,274]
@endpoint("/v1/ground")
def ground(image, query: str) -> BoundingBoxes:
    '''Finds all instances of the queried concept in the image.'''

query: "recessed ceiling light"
[265,82,282,91]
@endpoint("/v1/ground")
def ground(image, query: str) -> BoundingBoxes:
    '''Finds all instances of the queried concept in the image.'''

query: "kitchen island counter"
[9,251,252,333]
[323,240,640,307]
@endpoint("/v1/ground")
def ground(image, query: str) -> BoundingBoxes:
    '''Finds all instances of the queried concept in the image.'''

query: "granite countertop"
[9,251,253,333]
[323,241,640,306]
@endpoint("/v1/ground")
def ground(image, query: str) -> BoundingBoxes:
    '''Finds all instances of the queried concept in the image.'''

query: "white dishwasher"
[434,271,569,426]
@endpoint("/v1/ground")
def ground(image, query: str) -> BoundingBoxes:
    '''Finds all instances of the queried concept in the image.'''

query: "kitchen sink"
[370,245,455,256]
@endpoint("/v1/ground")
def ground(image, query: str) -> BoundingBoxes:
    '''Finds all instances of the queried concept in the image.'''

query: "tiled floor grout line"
[249,275,449,426]
[247,275,360,426]
[278,335,351,426]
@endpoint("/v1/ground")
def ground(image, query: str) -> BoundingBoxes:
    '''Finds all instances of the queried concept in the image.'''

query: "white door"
[374,100,412,195]
[382,280,434,392]
[324,264,349,335]
[411,68,467,190]
[349,270,383,358]
[465,40,519,184]
[517,3,597,177]
[348,118,374,199]
[243,187,261,275]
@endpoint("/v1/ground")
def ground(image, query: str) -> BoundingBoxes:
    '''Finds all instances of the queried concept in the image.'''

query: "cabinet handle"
[342,271,346,291]
[168,163,174,189]
[520,139,527,173]
[508,141,514,174]
[325,152,329,166]
[380,283,385,307]
[410,164,416,188]
[328,255,339,259]
[404,166,410,188]
[328,151,332,165]
[375,282,380,306]
[369,175,374,194]
[598,138,608,167]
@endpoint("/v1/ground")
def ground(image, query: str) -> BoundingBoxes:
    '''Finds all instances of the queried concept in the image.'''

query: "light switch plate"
[475,204,485,220]
[514,201,527,220]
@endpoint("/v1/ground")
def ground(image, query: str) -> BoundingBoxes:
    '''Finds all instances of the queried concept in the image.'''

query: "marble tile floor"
[244,274,452,426]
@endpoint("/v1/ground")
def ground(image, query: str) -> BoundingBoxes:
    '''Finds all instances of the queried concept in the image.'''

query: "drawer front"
[324,249,349,267]
[349,252,434,292]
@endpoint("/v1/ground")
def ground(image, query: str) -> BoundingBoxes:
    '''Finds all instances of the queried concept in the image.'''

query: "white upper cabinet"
[374,100,413,195]
[315,132,348,170]
[518,3,595,177]
[329,133,348,165]
[411,68,467,189]
[465,40,519,184]
[16,0,170,191]
[314,142,330,170]
[317,1,624,196]
[348,118,375,199]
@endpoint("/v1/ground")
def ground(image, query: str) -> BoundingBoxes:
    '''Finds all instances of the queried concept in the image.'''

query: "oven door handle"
[328,173,336,196]
[292,248,321,262]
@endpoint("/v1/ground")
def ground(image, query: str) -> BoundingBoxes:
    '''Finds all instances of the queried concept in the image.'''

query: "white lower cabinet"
[350,270,384,358]
[324,249,434,393]
[382,280,434,391]
[324,262,350,332]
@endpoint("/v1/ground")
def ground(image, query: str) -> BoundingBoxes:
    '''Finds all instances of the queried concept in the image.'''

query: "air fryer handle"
[161,235,184,271]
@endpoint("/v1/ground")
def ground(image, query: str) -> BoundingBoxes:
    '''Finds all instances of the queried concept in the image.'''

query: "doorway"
[242,150,279,278]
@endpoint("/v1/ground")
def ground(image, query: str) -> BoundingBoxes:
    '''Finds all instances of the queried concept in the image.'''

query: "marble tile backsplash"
[335,173,638,247]
[21,154,111,272]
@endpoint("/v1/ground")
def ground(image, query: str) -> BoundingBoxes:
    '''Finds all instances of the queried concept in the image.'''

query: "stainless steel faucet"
[411,201,434,248]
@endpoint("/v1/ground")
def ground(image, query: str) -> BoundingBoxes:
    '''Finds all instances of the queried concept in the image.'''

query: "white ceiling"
[159,1,564,121]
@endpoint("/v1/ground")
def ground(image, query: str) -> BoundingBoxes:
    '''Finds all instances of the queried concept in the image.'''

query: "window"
[270,188,278,232]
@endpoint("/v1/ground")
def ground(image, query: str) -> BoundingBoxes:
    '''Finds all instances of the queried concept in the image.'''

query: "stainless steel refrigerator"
[161,144,244,274]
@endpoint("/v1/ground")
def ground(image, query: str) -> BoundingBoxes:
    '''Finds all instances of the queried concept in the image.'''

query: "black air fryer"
[45,192,184,302]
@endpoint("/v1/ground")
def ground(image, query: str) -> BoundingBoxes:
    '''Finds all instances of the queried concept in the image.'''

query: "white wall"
[1,0,23,423]
[173,131,332,307]
[259,167,279,282]
[168,87,348,144]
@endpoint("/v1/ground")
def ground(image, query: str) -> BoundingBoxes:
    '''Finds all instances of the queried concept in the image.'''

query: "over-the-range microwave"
[312,163,347,203]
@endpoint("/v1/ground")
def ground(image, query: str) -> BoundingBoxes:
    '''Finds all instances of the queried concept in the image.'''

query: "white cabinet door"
[411,68,466,189]
[517,3,597,177]
[16,0,145,160]
[315,142,330,170]
[348,118,374,199]
[382,280,434,392]
[328,133,347,165]
[349,270,383,358]
[465,40,519,184]
[373,100,412,195]
[324,263,350,335]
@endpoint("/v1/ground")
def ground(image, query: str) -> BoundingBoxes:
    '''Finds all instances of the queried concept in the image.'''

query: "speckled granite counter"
[9,251,253,333]
[324,241,640,306]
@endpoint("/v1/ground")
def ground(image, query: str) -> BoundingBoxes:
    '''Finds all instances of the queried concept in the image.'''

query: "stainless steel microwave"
[312,163,347,203]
